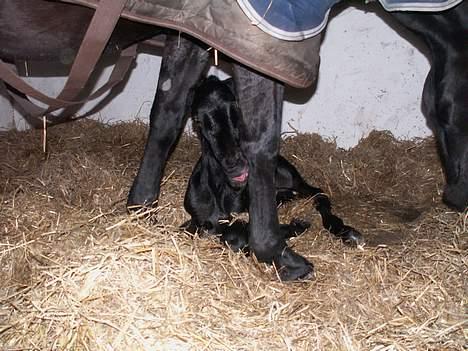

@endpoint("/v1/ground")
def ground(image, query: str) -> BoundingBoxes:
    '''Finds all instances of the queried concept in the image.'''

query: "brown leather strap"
[5,45,137,122]
[0,0,132,123]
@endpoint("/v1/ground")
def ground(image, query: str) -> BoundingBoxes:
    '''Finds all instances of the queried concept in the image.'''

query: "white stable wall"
[0,5,432,148]
[282,5,432,147]
[0,83,15,130]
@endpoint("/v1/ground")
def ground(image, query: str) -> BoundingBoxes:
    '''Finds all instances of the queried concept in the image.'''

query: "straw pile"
[0,120,466,350]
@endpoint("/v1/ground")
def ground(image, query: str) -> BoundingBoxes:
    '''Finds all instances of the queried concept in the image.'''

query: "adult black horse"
[127,2,468,279]
[1,1,467,280]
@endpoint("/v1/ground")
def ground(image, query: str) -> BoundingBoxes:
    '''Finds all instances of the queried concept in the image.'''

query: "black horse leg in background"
[392,2,468,211]
[127,34,210,207]
[233,64,314,281]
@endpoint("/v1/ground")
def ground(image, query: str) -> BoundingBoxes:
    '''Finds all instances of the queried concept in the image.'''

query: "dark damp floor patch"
[365,230,407,246]
[365,199,426,223]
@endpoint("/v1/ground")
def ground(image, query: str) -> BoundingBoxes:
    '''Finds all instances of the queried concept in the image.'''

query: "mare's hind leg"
[276,155,364,246]
[127,33,210,208]
[392,3,468,211]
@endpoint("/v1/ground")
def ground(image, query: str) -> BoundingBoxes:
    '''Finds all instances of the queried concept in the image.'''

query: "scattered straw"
[0,120,466,350]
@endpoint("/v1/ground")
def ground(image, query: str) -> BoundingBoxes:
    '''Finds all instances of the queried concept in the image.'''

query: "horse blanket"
[63,0,322,89]
[62,0,462,88]
[237,0,463,40]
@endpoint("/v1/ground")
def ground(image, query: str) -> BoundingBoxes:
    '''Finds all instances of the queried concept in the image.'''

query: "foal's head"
[191,76,249,188]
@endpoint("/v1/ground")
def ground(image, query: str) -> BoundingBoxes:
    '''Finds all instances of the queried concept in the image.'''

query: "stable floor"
[0,120,465,350]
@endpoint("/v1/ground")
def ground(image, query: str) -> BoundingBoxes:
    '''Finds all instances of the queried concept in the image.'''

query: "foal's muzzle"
[224,157,249,188]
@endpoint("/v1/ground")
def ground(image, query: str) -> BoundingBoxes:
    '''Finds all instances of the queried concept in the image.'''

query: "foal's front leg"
[233,64,314,281]
[128,34,210,208]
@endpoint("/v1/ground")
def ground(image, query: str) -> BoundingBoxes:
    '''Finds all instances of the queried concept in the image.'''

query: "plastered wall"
[0,5,432,148]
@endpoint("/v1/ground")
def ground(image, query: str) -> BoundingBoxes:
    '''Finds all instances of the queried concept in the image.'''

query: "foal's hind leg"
[221,219,310,253]
[276,156,363,246]
[128,34,210,208]
[279,218,311,238]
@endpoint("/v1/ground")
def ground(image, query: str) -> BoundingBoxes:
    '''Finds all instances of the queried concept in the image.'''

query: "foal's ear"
[223,78,236,95]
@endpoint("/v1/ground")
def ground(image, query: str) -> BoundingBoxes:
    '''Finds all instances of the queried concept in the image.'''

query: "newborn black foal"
[183,76,362,252]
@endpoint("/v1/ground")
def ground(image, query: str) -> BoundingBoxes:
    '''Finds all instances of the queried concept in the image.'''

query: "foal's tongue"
[232,170,248,182]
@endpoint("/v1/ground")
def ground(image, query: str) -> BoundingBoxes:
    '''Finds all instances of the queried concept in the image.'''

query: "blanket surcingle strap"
[61,0,322,89]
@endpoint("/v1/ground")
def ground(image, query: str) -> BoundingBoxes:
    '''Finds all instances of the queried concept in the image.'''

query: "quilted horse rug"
[237,0,463,40]
[61,0,321,88]
[62,0,462,88]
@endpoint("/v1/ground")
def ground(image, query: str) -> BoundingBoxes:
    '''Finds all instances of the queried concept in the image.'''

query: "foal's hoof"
[180,220,200,237]
[220,222,250,253]
[338,226,365,247]
[289,218,311,236]
[274,247,314,281]
[221,233,249,253]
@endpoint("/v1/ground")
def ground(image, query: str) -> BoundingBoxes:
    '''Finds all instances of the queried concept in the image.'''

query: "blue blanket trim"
[236,0,340,41]
[379,0,463,11]
[237,0,463,41]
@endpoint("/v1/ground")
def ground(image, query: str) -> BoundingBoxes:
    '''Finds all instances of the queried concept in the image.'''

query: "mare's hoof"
[443,183,468,212]
[274,247,314,281]
[339,226,365,247]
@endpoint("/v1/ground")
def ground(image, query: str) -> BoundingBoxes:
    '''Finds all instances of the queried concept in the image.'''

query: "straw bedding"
[0,120,466,350]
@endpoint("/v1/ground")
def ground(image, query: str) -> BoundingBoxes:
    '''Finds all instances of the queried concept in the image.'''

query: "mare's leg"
[392,3,468,211]
[233,64,313,281]
[276,156,363,245]
[127,34,210,207]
